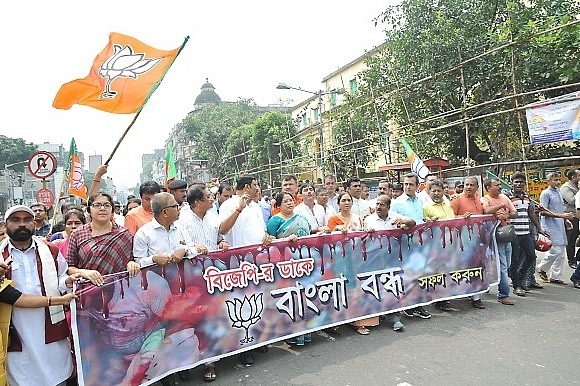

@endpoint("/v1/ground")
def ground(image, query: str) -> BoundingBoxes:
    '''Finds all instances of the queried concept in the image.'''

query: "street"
[167,263,580,386]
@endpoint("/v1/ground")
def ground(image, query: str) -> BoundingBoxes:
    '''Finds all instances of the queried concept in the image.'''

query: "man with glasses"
[125,181,161,235]
[133,192,194,267]
[29,203,51,237]
[181,184,229,382]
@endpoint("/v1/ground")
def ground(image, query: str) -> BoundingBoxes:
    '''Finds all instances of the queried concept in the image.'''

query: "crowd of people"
[1,165,579,385]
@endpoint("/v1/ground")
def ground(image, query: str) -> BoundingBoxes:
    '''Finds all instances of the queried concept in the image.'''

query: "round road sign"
[36,188,55,208]
[28,151,57,179]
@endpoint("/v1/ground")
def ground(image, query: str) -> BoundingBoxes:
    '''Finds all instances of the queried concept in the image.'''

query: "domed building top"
[194,78,221,109]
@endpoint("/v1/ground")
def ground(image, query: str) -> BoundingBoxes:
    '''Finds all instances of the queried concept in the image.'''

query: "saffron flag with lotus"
[66,138,88,200]
[401,139,431,184]
[53,32,188,114]
[72,216,500,386]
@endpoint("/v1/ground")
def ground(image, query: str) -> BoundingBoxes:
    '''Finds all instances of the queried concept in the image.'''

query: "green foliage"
[325,91,380,178]
[0,136,38,173]
[356,0,580,166]
[245,111,299,187]
[182,99,261,178]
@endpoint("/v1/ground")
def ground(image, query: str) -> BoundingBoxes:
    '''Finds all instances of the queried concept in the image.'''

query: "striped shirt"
[184,210,223,250]
[507,191,533,235]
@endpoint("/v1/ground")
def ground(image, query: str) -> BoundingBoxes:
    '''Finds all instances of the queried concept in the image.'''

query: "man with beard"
[0,205,77,386]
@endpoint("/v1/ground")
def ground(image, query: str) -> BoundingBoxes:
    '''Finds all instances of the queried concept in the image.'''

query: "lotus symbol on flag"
[225,293,264,345]
[98,44,161,99]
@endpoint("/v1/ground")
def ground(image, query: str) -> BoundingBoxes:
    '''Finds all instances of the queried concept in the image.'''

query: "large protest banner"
[72,215,499,385]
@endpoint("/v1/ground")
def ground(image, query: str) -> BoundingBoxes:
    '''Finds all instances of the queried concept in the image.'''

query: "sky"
[1,1,396,188]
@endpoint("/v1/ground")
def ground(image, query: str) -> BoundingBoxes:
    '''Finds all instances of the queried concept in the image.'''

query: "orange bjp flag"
[53,32,189,114]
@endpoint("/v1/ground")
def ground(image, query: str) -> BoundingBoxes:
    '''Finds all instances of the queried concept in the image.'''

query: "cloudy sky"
[1,1,396,187]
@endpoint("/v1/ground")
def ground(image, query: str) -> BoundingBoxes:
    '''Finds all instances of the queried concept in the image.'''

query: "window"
[330,91,337,106]
[313,107,320,123]
[350,79,357,94]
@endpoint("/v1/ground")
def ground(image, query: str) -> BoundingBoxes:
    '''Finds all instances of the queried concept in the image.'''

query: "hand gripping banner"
[72,215,499,385]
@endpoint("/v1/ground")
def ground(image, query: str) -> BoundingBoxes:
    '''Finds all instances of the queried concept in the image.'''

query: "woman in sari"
[267,192,311,240]
[327,192,378,335]
[266,192,312,345]
[67,192,140,285]
[50,209,87,257]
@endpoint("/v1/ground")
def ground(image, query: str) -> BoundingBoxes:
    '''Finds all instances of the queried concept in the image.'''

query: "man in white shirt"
[294,183,330,234]
[345,176,371,218]
[183,184,229,382]
[364,195,415,331]
[218,175,273,366]
[133,192,200,268]
[315,186,336,225]
[218,176,273,248]
[324,175,339,213]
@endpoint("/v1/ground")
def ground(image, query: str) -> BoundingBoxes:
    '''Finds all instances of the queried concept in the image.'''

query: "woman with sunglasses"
[66,192,140,286]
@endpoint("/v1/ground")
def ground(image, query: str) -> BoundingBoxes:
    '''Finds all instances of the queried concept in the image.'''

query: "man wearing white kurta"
[1,205,73,386]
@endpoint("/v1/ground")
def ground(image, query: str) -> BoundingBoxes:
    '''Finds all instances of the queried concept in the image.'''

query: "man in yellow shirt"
[423,179,455,311]
[423,179,454,221]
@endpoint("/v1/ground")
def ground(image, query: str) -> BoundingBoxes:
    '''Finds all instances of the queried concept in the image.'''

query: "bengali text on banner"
[72,215,499,385]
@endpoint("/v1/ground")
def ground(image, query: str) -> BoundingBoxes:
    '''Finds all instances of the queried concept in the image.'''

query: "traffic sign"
[36,188,55,208]
[28,151,57,179]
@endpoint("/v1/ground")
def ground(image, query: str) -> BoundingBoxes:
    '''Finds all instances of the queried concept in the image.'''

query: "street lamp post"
[276,83,326,175]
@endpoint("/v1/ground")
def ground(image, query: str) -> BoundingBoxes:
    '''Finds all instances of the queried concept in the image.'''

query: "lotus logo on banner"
[226,294,264,345]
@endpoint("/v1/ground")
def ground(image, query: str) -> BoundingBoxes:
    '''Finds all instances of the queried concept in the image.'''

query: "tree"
[354,0,580,166]
[246,111,300,187]
[0,136,37,172]
[182,99,261,178]
[324,94,380,178]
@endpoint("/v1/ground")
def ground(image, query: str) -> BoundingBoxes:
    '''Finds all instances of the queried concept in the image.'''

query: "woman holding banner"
[327,192,378,335]
[267,192,312,345]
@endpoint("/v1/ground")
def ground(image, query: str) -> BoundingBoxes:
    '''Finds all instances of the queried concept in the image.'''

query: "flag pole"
[104,109,143,165]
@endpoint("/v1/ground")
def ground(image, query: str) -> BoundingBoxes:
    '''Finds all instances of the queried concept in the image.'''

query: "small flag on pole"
[485,170,512,190]
[165,142,177,186]
[67,138,88,200]
[401,139,431,184]
[53,33,189,114]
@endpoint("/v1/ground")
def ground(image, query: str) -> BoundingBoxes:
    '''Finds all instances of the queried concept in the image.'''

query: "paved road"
[168,265,580,386]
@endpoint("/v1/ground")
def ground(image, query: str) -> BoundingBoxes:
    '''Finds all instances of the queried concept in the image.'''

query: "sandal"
[351,325,370,335]
[203,364,216,382]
